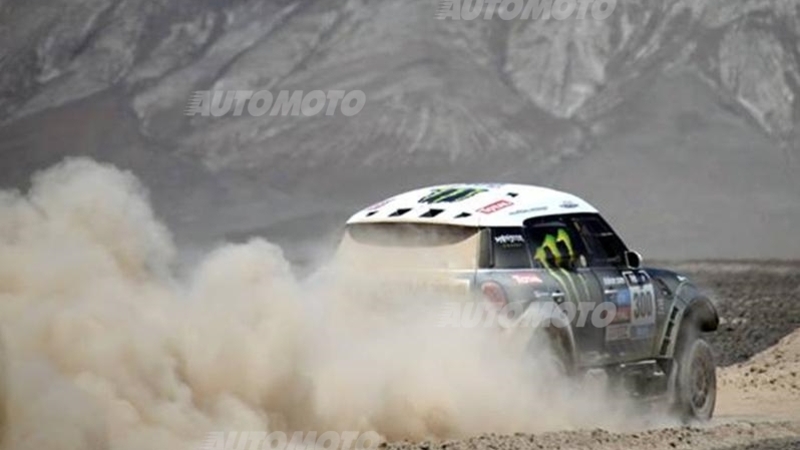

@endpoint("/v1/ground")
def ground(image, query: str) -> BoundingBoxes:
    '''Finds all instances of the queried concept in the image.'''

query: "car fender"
[649,270,719,358]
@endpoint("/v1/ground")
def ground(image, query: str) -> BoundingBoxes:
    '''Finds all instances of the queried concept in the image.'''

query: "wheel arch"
[662,294,719,359]
[683,296,720,333]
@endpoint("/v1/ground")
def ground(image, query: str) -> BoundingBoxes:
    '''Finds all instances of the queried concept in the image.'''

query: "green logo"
[418,187,487,204]
[534,230,590,305]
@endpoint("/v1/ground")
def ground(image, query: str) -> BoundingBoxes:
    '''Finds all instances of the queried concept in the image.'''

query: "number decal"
[629,282,656,326]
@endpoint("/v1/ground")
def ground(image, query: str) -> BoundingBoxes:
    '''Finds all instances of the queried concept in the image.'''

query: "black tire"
[673,338,716,421]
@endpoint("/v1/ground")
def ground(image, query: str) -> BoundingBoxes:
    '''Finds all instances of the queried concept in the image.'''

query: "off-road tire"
[673,338,716,421]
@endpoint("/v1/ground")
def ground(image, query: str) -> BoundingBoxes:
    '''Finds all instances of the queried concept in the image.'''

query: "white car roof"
[346,183,598,228]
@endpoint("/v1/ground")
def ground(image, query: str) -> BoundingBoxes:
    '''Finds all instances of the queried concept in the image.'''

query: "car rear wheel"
[673,338,716,421]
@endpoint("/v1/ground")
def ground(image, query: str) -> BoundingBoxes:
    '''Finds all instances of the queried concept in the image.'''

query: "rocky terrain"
[676,261,800,367]
[385,422,800,450]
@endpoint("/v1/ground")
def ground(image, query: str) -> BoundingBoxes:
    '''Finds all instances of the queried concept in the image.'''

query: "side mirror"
[624,251,643,269]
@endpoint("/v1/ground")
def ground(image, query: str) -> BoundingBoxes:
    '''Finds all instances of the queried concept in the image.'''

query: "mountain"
[0,0,798,260]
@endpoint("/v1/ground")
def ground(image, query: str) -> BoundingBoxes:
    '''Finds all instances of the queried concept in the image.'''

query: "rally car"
[337,183,719,421]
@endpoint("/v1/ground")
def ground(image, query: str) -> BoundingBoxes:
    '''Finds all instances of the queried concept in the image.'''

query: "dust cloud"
[0,159,644,450]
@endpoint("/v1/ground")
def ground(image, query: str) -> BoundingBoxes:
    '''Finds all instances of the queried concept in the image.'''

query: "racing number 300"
[630,285,656,325]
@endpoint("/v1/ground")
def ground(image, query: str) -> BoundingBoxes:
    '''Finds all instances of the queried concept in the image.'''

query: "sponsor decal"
[532,229,592,305]
[419,187,487,204]
[656,295,666,317]
[511,273,543,285]
[477,200,514,214]
[630,324,656,340]
[509,206,548,216]
[611,288,631,323]
[606,323,630,342]
[560,200,579,209]
[602,276,626,286]
[494,234,525,245]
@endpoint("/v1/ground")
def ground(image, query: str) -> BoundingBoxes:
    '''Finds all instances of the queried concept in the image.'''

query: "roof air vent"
[421,209,444,218]
[366,211,378,217]
[455,212,472,219]
[389,208,412,217]
[507,192,519,198]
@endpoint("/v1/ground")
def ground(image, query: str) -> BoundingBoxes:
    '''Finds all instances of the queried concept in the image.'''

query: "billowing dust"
[0,159,651,450]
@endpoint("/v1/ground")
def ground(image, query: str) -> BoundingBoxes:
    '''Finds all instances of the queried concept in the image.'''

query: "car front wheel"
[673,337,716,421]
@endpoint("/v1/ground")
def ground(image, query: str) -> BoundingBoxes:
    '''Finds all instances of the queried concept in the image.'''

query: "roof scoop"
[389,208,412,217]
[420,209,444,218]
[346,184,598,227]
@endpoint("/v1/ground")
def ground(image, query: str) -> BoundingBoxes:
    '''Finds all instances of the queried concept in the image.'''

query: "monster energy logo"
[534,229,574,268]
[419,187,487,204]
[534,230,591,306]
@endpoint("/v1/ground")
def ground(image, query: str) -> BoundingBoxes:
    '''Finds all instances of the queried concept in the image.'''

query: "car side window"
[572,215,627,267]
[524,217,587,269]
[488,227,533,269]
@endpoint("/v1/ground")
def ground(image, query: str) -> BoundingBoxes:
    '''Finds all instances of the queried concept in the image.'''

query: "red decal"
[477,200,513,214]
[512,274,543,285]
[612,306,632,324]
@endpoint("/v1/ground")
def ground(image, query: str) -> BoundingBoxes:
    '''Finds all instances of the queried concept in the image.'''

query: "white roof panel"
[346,183,598,228]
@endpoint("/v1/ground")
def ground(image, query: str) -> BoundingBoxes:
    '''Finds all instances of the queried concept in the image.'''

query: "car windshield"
[336,223,480,270]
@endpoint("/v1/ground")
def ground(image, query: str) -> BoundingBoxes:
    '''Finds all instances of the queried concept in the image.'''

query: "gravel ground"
[719,438,800,450]
[386,262,800,450]
[672,261,800,367]
[383,422,800,450]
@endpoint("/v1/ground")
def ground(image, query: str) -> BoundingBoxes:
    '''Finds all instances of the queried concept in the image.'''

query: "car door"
[571,214,658,363]
[523,217,606,364]
[475,226,542,312]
